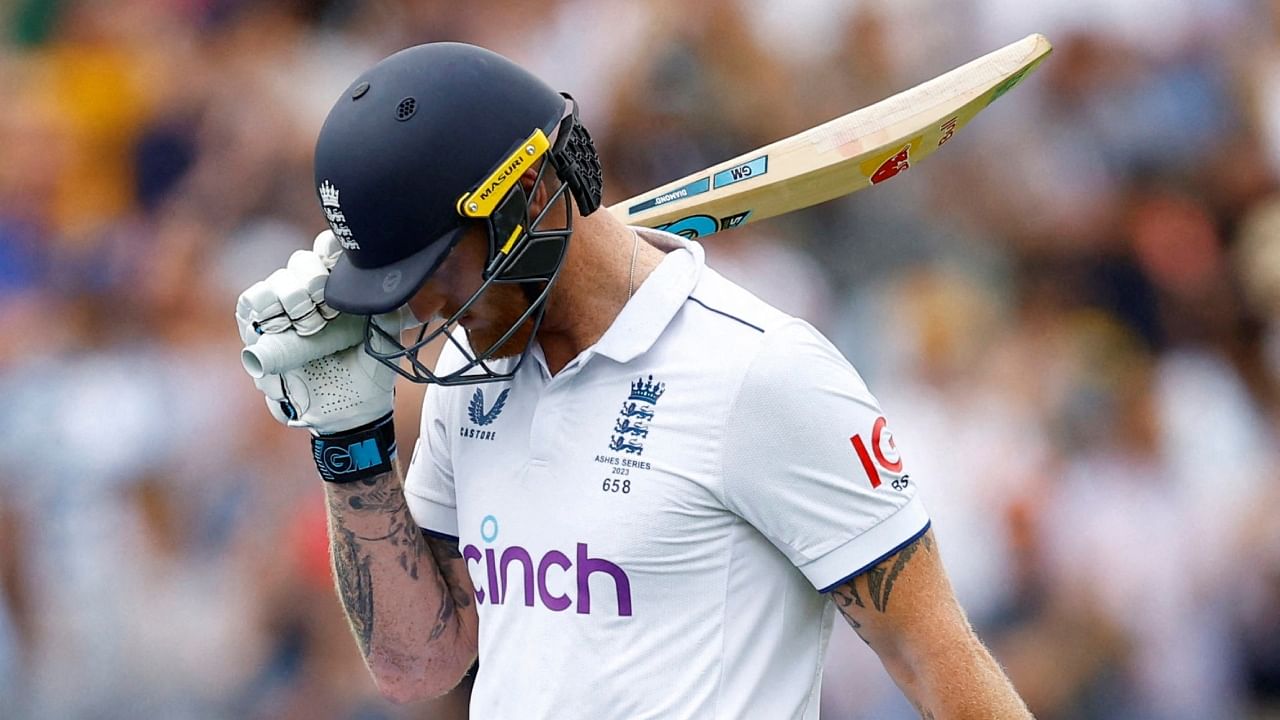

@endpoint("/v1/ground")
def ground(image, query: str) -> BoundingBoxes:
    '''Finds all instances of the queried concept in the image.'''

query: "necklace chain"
[627,230,640,300]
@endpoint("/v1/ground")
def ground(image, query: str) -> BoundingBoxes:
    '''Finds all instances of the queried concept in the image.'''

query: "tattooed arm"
[829,530,1031,719]
[325,467,479,703]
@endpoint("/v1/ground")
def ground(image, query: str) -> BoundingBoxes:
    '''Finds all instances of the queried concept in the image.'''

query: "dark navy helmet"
[312,42,603,385]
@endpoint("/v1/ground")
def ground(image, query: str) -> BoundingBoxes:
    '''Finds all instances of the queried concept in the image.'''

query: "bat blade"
[609,33,1052,239]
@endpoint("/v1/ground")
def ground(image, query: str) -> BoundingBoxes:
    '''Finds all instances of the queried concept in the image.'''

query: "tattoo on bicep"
[332,525,375,656]
[831,531,933,628]
[866,534,928,612]
[831,584,863,615]
[831,586,870,645]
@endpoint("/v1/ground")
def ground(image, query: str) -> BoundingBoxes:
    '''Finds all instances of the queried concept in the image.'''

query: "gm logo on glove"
[312,433,394,483]
[322,439,384,474]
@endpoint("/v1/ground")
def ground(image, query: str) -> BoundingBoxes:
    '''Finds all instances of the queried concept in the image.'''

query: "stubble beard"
[462,282,540,360]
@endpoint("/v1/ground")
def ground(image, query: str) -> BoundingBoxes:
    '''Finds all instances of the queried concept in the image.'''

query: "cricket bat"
[614,33,1052,238]
[243,34,1051,378]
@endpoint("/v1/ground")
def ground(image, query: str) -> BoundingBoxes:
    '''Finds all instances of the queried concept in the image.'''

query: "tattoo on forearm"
[429,586,456,641]
[424,535,475,643]
[426,536,473,612]
[332,525,375,656]
[337,476,425,582]
[422,536,469,641]
[345,476,403,512]
[328,473,437,657]
[424,534,463,560]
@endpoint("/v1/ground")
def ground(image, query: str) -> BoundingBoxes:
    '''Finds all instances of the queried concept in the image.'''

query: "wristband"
[312,414,397,483]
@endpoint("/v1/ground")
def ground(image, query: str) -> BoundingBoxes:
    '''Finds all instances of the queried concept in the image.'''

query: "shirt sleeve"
[720,320,930,592]
[404,381,460,540]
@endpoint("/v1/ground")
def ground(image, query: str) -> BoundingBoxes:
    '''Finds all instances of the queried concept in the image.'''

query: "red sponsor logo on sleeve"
[850,416,904,488]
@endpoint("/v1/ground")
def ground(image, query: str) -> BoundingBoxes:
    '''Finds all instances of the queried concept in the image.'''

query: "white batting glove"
[235,230,399,436]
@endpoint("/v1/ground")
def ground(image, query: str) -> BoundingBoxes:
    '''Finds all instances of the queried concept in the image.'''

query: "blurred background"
[1,0,1279,718]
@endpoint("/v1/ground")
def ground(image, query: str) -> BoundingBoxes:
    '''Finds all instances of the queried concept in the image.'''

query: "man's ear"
[519,166,552,218]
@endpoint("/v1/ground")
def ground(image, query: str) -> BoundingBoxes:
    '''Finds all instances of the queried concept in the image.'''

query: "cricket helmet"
[313,42,603,385]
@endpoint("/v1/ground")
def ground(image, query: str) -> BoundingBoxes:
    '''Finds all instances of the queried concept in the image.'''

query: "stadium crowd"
[1,0,1278,718]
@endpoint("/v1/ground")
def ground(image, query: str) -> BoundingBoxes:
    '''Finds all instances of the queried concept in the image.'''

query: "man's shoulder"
[682,268,846,363]
[681,266,793,340]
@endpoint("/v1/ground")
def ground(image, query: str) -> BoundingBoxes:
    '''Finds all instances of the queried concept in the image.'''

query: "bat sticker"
[656,210,754,239]
[712,156,768,188]
[627,177,711,215]
[938,117,959,146]
[656,214,719,239]
[870,146,912,184]
[719,210,752,230]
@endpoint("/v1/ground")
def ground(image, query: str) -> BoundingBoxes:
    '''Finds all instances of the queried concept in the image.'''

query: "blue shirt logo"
[607,376,665,455]
[468,388,509,427]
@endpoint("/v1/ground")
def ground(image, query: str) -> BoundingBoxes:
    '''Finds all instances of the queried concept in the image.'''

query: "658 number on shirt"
[602,478,631,493]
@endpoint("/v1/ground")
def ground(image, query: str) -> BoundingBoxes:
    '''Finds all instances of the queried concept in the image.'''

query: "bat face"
[610,33,1052,239]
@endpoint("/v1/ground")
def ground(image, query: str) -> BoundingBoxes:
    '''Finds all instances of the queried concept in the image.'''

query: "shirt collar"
[590,228,704,364]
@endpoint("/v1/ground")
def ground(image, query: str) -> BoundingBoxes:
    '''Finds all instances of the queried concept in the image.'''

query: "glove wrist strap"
[311,414,396,484]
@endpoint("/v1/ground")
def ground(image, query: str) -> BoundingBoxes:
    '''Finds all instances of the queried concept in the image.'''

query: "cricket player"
[235,43,1031,719]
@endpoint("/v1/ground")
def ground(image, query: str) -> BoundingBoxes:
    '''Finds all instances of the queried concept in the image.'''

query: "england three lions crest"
[607,375,665,455]
[319,180,360,251]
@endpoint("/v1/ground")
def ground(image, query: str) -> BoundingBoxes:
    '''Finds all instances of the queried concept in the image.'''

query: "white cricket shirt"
[405,229,930,719]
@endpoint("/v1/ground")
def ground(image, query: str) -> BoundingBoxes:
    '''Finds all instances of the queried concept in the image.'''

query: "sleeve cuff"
[797,493,931,592]
[404,487,459,538]
[422,528,460,542]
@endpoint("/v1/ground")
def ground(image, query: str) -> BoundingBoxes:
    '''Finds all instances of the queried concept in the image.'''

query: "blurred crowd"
[1,0,1279,718]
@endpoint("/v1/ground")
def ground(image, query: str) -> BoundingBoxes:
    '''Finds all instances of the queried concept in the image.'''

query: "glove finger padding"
[239,275,292,336]
[236,239,338,342]
[266,266,322,337]
[312,229,344,269]
[310,232,345,321]
[285,249,332,336]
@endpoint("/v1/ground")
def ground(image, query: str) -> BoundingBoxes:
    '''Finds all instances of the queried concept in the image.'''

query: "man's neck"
[535,214,666,375]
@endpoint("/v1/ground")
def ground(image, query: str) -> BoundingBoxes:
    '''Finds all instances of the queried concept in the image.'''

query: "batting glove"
[235,230,400,437]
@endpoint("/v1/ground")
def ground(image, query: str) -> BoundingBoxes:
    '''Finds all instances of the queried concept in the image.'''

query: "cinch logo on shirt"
[462,515,633,616]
